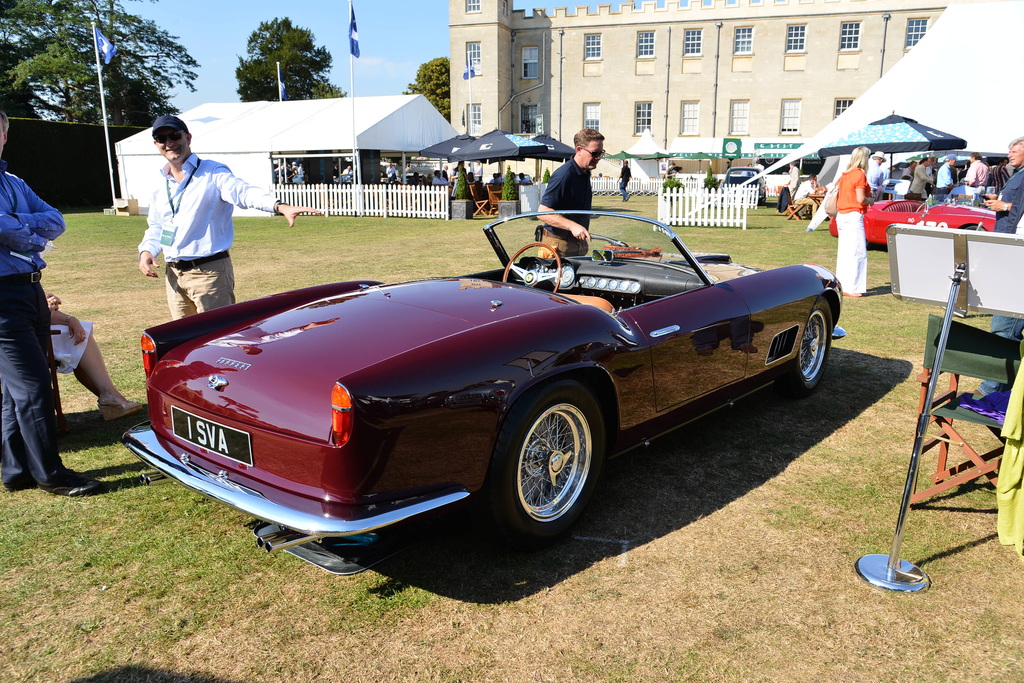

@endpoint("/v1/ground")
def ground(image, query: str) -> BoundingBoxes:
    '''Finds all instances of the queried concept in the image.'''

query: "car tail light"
[330,382,353,447]
[141,333,158,378]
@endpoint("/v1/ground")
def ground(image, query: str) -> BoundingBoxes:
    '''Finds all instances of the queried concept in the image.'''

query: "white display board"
[887,224,1024,318]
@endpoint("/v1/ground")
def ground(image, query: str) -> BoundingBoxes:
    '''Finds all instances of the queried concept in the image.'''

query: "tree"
[236,18,341,102]
[2,0,199,124]
[405,57,449,121]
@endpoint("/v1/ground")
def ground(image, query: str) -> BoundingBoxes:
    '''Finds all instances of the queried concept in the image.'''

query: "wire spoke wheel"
[516,403,591,522]
[800,308,828,383]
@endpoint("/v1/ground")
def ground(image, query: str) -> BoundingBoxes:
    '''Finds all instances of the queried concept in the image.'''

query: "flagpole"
[276,61,283,101]
[348,0,363,217]
[91,22,117,206]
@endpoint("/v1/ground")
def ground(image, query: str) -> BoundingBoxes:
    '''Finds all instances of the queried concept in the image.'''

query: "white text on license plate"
[171,406,253,466]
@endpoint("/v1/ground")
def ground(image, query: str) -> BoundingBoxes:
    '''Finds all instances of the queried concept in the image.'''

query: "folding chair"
[470,184,492,217]
[49,330,70,435]
[486,185,502,214]
[912,314,1020,505]
[784,201,810,220]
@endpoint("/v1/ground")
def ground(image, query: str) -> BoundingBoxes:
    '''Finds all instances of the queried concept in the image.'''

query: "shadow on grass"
[71,667,237,683]
[363,347,913,603]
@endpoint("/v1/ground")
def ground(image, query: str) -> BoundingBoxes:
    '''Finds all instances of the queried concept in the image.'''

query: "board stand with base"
[855,262,968,592]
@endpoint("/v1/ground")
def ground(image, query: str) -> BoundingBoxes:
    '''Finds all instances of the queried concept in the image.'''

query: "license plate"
[171,406,253,466]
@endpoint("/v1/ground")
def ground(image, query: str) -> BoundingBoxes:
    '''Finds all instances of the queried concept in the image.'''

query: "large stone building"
[448,0,984,162]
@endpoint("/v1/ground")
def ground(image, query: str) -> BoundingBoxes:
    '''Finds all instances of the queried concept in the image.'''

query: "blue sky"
[131,1,614,113]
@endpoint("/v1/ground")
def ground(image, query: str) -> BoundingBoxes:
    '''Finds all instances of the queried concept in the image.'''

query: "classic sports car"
[828,199,995,245]
[124,211,842,572]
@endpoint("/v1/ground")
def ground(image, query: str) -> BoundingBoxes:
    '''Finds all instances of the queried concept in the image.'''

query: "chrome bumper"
[122,423,470,540]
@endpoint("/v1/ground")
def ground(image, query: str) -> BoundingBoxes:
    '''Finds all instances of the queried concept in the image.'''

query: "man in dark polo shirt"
[538,128,605,257]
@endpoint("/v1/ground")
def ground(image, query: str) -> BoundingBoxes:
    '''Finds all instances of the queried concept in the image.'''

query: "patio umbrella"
[604,151,635,160]
[419,133,477,161]
[445,129,548,164]
[817,114,966,157]
[529,134,574,161]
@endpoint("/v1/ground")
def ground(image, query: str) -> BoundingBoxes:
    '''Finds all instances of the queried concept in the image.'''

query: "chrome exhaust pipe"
[255,527,317,553]
[139,470,170,485]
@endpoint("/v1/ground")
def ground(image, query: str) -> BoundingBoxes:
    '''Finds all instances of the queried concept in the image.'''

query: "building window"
[683,29,702,56]
[522,47,538,79]
[786,25,806,53]
[585,34,602,60]
[780,100,801,134]
[468,104,482,135]
[634,102,653,136]
[680,102,700,135]
[733,27,753,55]
[584,103,601,130]
[502,1,509,16]
[466,43,481,76]
[520,104,539,134]
[637,31,655,58]
[839,22,860,51]
[905,19,928,49]
[466,0,480,12]
[834,98,853,118]
[729,101,749,135]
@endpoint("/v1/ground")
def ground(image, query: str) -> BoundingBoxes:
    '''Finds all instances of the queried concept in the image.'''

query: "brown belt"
[169,251,229,271]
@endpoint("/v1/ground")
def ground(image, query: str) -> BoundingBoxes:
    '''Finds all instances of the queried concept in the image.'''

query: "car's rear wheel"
[484,379,605,548]
[775,300,832,398]
[959,223,980,231]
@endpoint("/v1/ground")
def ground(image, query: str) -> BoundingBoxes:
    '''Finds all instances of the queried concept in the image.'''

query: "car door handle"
[650,325,680,338]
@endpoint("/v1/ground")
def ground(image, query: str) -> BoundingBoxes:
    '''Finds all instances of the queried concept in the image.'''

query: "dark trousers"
[0,281,65,486]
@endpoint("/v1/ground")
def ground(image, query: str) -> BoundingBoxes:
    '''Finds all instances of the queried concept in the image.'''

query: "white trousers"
[835,211,867,295]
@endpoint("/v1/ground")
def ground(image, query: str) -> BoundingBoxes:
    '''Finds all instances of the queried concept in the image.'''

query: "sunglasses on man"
[154,131,184,144]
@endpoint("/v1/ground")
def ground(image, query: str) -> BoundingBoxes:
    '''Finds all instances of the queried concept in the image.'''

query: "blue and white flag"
[94,27,117,65]
[463,63,476,80]
[278,75,288,101]
[348,5,360,58]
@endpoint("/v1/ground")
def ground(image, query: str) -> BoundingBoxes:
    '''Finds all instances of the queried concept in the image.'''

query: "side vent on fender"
[766,325,799,365]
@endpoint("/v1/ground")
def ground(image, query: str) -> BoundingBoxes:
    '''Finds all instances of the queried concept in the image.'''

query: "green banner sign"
[722,138,742,159]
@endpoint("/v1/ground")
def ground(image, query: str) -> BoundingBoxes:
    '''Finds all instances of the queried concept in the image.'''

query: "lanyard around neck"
[165,158,201,217]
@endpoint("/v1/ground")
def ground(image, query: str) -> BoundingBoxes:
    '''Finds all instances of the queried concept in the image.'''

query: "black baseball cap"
[152,115,189,136]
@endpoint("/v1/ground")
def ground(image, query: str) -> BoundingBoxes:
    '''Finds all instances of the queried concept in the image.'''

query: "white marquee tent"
[115,94,457,215]
[764,0,1024,175]
[624,129,670,180]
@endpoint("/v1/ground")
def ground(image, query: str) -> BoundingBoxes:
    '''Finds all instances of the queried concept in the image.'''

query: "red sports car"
[829,199,995,244]
[124,211,842,573]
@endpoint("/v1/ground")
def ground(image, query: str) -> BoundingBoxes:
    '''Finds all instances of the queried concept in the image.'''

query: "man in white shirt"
[138,115,321,319]
[867,151,888,197]
[790,175,819,218]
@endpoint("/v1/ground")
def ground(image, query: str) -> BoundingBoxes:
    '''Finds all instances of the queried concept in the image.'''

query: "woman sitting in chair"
[46,294,142,421]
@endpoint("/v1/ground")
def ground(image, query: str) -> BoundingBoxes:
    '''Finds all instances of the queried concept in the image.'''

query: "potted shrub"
[451,164,473,220]
[703,167,720,190]
[498,165,519,219]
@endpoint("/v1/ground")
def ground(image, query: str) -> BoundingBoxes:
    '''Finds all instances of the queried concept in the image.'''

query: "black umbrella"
[817,114,966,157]
[444,129,549,164]
[529,134,574,161]
[419,133,477,161]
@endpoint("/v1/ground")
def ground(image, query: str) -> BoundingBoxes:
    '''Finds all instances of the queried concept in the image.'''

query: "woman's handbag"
[822,184,840,217]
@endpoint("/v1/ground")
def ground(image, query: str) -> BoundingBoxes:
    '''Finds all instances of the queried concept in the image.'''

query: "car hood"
[150,278,564,437]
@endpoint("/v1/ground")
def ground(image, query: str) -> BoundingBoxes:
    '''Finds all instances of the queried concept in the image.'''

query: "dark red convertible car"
[829,199,995,245]
[124,211,842,572]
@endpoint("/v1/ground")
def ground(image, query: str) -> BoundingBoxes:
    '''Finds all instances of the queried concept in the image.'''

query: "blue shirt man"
[538,128,604,257]
[0,108,101,496]
[934,155,957,201]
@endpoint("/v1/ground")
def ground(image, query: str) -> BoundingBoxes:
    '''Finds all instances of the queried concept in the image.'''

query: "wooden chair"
[487,184,503,211]
[783,201,811,220]
[49,330,70,435]
[911,314,1020,505]
[470,183,493,217]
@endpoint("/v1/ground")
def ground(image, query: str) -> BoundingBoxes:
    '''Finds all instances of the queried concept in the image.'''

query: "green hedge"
[4,118,146,208]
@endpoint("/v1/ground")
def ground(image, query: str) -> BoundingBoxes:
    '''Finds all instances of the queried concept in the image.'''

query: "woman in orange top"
[834,146,873,297]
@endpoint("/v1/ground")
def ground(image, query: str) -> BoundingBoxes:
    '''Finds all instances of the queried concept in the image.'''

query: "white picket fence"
[658,185,760,229]
[591,177,663,196]
[274,183,450,219]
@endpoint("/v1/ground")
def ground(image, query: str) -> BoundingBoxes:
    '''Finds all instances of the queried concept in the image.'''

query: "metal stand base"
[855,553,930,592]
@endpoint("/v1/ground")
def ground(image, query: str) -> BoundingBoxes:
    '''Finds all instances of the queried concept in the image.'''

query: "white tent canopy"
[624,129,669,180]
[115,94,457,214]
[763,0,1024,175]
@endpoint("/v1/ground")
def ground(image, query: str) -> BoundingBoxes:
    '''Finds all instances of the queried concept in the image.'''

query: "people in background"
[790,174,820,219]
[867,151,887,197]
[431,170,448,185]
[619,160,632,202]
[964,152,990,198]
[907,156,934,201]
[138,115,321,320]
[517,172,532,184]
[834,146,873,298]
[933,154,957,203]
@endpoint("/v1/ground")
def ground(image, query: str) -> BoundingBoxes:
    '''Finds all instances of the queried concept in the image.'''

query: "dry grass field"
[1,197,1022,682]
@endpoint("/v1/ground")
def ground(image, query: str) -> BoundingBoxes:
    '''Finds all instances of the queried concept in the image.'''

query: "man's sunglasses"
[153,131,184,144]
[580,147,605,158]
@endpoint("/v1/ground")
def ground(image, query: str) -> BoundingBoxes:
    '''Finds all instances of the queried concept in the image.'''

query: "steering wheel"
[502,242,563,293]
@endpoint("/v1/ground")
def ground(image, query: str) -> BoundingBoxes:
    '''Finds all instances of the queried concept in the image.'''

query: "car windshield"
[485,211,699,268]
